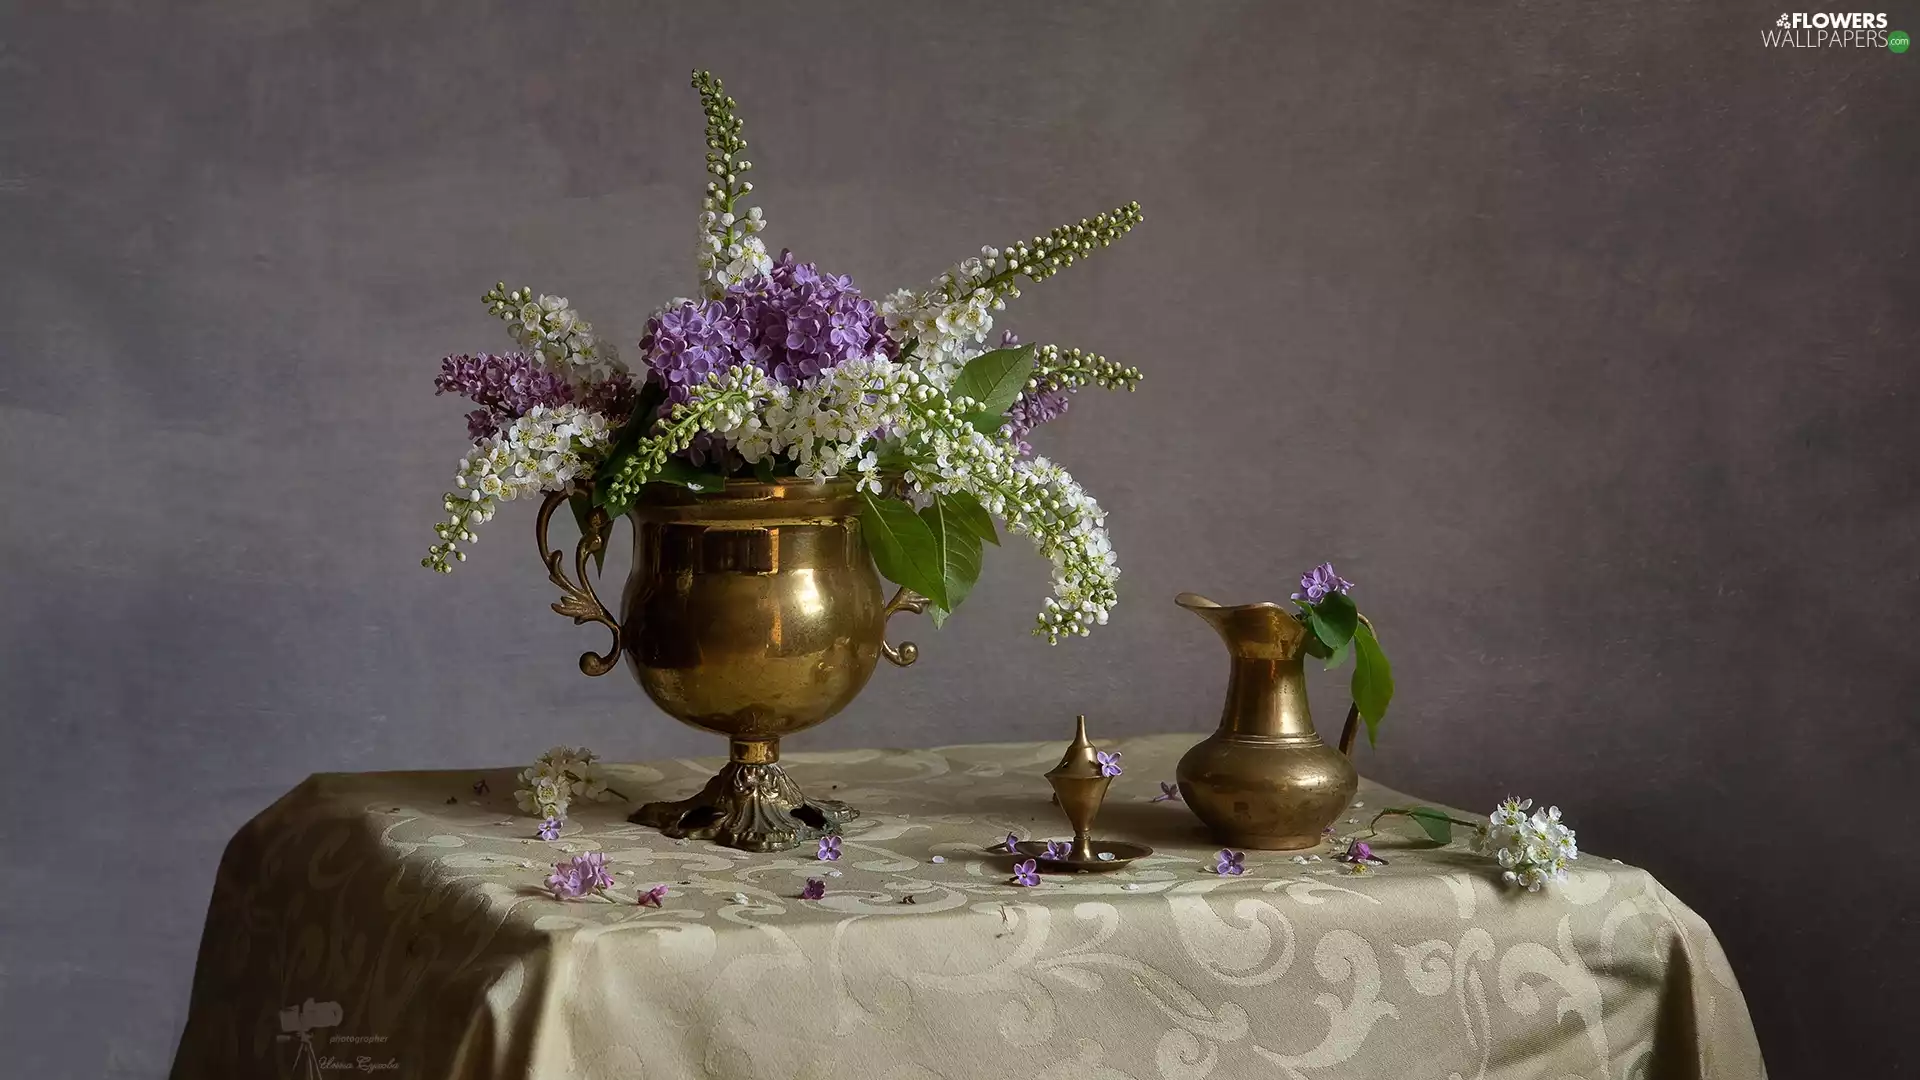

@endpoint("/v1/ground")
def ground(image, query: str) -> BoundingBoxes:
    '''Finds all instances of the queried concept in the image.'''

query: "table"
[169,734,1764,1079]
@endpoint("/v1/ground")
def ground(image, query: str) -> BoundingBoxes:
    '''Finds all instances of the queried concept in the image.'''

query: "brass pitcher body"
[537,479,925,852]
[1175,592,1357,850]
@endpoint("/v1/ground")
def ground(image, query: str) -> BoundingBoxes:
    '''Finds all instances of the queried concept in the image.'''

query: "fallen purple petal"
[1214,849,1247,876]
[536,817,562,841]
[1151,781,1181,802]
[800,878,827,900]
[1334,840,1388,867]
[1043,840,1071,861]
[1096,750,1124,778]
[1012,859,1041,887]
[816,835,842,862]
[637,884,669,907]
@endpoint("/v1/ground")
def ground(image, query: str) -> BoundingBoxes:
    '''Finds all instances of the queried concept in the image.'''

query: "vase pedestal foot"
[631,756,856,853]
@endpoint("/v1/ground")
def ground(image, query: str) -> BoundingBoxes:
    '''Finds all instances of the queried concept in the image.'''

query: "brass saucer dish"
[1013,839,1152,872]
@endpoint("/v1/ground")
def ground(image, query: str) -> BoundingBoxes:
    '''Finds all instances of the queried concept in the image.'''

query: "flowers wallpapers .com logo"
[1763,11,1904,48]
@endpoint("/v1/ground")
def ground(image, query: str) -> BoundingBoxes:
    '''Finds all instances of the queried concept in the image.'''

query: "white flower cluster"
[698,205,772,298]
[607,361,1120,640]
[482,285,625,383]
[1472,797,1579,892]
[423,404,613,572]
[514,745,618,820]
[881,248,1012,387]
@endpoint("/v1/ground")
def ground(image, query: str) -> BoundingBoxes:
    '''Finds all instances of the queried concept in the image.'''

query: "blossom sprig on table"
[1369,797,1580,893]
[514,745,621,821]
[1290,562,1397,745]
[421,69,1145,642]
[1476,797,1580,892]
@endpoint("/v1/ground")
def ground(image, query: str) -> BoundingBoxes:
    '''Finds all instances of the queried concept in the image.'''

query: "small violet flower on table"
[1214,849,1247,876]
[800,878,827,900]
[1151,781,1181,802]
[997,832,1020,853]
[1096,751,1123,777]
[1043,840,1071,861]
[547,852,614,900]
[637,884,669,908]
[536,817,562,841]
[1334,840,1388,872]
[816,835,841,862]
[1012,859,1041,887]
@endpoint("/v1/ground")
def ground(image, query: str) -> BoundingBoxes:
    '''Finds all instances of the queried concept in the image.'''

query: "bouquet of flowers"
[422,71,1144,642]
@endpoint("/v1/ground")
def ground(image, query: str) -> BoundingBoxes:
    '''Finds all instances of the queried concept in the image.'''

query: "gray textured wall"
[2,1,1915,1076]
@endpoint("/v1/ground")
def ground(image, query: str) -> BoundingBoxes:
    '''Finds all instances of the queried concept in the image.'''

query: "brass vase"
[1174,592,1358,850]
[535,479,926,852]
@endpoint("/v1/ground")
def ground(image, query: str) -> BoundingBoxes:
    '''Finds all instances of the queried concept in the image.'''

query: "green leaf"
[949,344,1036,418]
[1307,591,1358,652]
[1322,637,1352,671]
[941,490,1000,546]
[1351,621,1395,746]
[1400,806,1452,844]
[568,492,606,573]
[962,411,1007,437]
[652,458,727,493]
[859,493,948,609]
[752,457,777,484]
[591,381,667,514]
[919,493,984,626]
[1300,620,1331,659]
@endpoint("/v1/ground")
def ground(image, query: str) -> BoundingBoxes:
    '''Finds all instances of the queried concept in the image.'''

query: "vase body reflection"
[1174,592,1357,850]
[537,479,924,852]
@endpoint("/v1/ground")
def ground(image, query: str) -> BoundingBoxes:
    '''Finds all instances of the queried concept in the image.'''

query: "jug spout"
[1175,592,1310,661]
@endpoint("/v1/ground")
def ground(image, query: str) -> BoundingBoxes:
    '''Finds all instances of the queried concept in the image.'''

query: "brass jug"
[1174,592,1358,850]
[536,479,926,852]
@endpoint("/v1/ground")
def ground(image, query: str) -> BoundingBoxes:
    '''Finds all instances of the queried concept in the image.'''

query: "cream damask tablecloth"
[170,734,1763,1080]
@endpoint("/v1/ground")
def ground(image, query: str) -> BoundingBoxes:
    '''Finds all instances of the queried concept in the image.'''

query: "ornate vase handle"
[880,585,929,667]
[535,488,623,677]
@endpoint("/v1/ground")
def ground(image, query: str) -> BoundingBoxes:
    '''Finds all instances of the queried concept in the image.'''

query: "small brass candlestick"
[1014,715,1153,872]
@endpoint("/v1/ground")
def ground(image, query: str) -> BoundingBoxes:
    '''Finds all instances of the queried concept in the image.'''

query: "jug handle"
[880,586,929,667]
[1333,613,1378,757]
[535,488,623,677]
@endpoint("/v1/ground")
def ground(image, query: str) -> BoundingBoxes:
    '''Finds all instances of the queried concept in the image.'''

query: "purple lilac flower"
[1293,562,1355,605]
[1214,849,1247,876]
[472,777,490,796]
[1011,859,1041,887]
[997,832,1020,853]
[998,330,1020,348]
[640,250,895,402]
[1151,782,1181,803]
[546,852,612,899]
[638,884,669,907]
[816,835,842,862]
[436,353,575,439]
[1334,840,1387,867]
[536,817,562,841]
[1043,840,1071,861]
[1005,386,1071,453]
[1096,751,1123,778]
[577,371,639,420]
[800,878,827,900]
